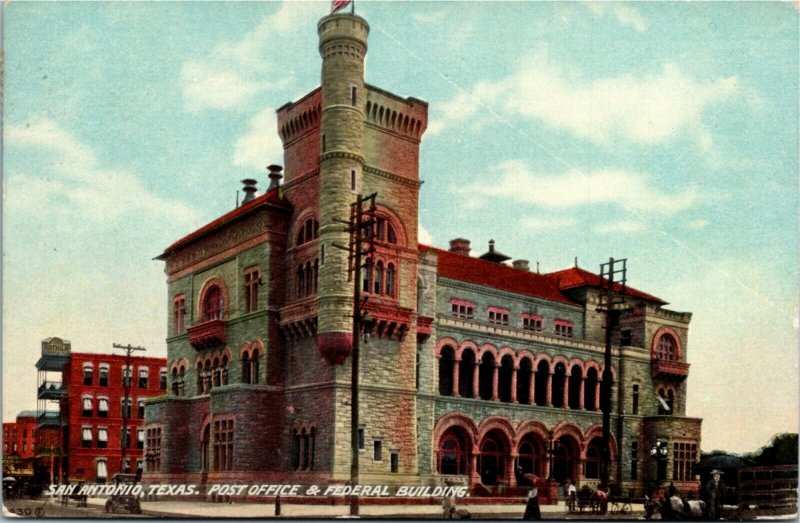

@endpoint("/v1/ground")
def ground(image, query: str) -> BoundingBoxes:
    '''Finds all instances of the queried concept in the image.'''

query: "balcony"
[37,381,67,399]
[37,411,61,427]
[417,316,433,341]
[651,358,690,380]
[187,319,228,348]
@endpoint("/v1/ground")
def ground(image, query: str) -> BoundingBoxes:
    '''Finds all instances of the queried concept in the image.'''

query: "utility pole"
[597,258,627,490]
[333,193,376,517]
[113,343,146,476]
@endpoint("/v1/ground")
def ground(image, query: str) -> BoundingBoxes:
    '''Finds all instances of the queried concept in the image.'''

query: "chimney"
[267,164,283,191]
[513,259,530,271]
[449,238,471,256]
[240,179,258,203]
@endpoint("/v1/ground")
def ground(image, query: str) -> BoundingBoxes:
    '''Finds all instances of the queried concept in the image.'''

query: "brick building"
[35,337,167,484]
[3,411,38,479]
[146,10,701,497]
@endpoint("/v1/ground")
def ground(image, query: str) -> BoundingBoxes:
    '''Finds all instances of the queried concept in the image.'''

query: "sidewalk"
[85,496,644,518]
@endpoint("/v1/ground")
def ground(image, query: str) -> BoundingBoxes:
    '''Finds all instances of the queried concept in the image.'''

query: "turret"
[315,13,370,364]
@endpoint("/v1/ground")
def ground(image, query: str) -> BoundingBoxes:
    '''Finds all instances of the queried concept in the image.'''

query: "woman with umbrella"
[523,473,541,519]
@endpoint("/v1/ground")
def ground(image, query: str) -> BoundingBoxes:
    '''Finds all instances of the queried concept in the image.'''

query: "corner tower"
[314,13,370,363]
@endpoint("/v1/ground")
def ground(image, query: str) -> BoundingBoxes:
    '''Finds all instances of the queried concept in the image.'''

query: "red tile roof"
[419,244,578,306]
[546,266,666,304]
[159,188,292,259]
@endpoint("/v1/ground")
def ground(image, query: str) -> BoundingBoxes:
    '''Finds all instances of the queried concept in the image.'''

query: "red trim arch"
[250,340,265,357]
[517,349,536,366]
[457,340,479,359]
[238,341,252,359]
[290,209,319,247]
[515,419,550,443]
[435,337,459,358]
[599,364,618,382]
[533,352,553,367]
[552,354,570,369]
[551,421,583,443]
[568,357,585,374]
[477,416,516,449]
[197,277,229,321]
[582,424,618,461]
[433,412,479,452]
[477,343,499,360]
[498,346,516,360]
[652,327,683,360]
[169,357,189,373]
[372,204,408,247]
[585,360,602,373]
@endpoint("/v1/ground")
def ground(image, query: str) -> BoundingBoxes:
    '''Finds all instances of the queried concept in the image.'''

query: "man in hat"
[705,470,726,520]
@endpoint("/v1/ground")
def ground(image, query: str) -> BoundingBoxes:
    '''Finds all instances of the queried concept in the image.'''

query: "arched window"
[517,358,532,404]
[296,218,319,246]
[535,361,550,407]
[517,435,545,482]
[172,368,179,395]
[479,432,506,486]
[438,346,455,396]
[202,285,223,321]
[242,353,251,385]
[458,349,476,398]
[374,261,384,294]
[362,258,373,293]
[657,334,677,360]
[568,367,583,409]
[479,352,495,400]
[251,350,260,385]
[386,263,396,297]
[552,363,567,408]
[585,368,599,411]
[498,355,514,403]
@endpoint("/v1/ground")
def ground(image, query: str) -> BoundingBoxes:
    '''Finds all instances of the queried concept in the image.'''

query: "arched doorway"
[585,437,603,480]
[437,427,471,476]
[516,433,545,486]
[552,436,579,483]
[479,430,507,485]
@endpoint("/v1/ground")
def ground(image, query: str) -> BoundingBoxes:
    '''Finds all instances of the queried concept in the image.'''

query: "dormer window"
[554,319,574,338]
[488,307,509,326]
[450,299,475,320]
[522,314,543,332]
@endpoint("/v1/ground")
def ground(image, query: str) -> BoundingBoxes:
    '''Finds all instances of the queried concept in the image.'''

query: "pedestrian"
[705,469,726,520]
[522,474,541,520]
[567,480,577,512]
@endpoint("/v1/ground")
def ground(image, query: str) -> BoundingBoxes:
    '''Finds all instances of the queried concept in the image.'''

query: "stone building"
[145,10,701,497]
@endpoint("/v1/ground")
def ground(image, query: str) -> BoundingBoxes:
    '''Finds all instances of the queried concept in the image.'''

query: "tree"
[749,433,798,467]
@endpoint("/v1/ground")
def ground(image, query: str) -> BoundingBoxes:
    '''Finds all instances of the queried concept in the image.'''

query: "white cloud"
[233,108,285,170]
[585,2,648,32]
[592,220,646,233]
[5,119,201,223]
[687,218,710,230]
[180,1,317,112]
[521,217,577,230]
[418,223,433,244]
[429,50,738,148]
[454,159,697,214]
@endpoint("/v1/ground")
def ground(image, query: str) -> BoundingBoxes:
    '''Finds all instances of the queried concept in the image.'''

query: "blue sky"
[3,1,797,454]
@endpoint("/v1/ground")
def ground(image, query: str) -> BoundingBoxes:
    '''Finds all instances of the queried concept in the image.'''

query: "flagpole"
[351,0,355,15]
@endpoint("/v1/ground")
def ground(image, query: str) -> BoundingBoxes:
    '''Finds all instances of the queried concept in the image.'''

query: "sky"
[3,1,798,455]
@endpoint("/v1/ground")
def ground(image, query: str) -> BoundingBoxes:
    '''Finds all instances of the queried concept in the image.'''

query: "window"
[632,384,640,415]
[390,450,399,473]
[137,429,145,450]
[386,263,396,297]
[350,85,358,106]
[372,218,398,245]
[145,427,162,472]
[98,398,109,418]
[173,295,186,333]
[122,366,132,388]
[82,427,92,448]
[522,314,543,332]
[160,368,167,390]
[138,400,145,419]
[121,398,132,419]
[350,169,357,192]
[83,364,93,386]
[244,268,260,313]
[450,299,475,320]
[99,365,109,386]
[291,427,316,471]
[358,426,365,451]
[373,439,382,461]
[97,428,108,449]
[554,320,574,338]
[96,459,108,484]
[138,368,149,388]
[213,418,234,471]
[82,397,93,417]
[631,442,639,480]
[488,307,509,326]
[672,442,697,481]
[620,329,632,346]
[121,428,131,448]
[657,334,677,360]
[123,457,131,474]
[202,285,224,321]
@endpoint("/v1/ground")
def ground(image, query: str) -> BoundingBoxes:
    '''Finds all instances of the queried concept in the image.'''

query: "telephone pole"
[113,343,146,476]
[597,258,627,489]
[333,193,377,517]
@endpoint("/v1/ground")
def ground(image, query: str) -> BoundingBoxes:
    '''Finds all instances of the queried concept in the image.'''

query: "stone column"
[491,363,499,401]
[453,359,461,397]
[511,365,518,403]
[529,371,536,405]
[563,371,570,409]
[473,362,480,398]
[579,376,586,410]
[546,371,553,407]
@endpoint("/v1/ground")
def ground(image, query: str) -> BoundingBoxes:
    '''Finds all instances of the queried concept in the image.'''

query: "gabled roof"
[158,188,292,260]
[546,266,666,305]
[419,244,578,306]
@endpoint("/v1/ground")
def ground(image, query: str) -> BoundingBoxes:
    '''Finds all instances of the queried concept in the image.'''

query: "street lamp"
[650,439,669,482]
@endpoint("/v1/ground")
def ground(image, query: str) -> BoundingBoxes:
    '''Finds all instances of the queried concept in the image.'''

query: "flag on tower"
[331,0,351,14]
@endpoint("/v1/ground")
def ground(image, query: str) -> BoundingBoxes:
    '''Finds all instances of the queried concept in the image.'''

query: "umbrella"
[523,473,540,484]
[3,477,16,482]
